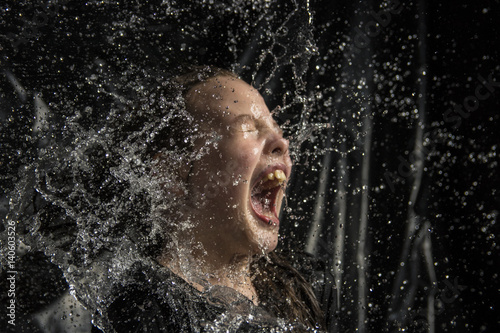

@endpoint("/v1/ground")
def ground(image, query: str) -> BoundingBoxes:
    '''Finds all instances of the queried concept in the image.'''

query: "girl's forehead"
[187,76,272,122]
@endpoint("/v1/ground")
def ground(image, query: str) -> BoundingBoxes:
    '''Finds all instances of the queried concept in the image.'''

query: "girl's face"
[183,75,292,256]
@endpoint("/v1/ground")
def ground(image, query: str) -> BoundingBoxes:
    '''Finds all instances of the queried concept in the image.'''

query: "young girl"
[101,66,326,332]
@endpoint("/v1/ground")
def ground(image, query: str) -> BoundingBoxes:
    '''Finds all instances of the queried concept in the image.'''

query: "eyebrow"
[233,114,283,134]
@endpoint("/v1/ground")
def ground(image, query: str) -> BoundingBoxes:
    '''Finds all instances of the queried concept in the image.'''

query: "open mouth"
[250,169,286,227]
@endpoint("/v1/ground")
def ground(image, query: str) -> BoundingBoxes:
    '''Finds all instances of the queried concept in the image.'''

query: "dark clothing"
[102,261,312,332]
[4,251,333,332]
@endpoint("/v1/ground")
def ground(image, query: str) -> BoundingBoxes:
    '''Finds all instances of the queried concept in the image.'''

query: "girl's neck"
[157,246,259,305]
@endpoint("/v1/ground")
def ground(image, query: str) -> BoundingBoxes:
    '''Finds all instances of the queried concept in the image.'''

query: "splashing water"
[1,0,498,332]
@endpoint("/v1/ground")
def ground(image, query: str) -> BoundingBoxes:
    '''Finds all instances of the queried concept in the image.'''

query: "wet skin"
[185,75,292,260]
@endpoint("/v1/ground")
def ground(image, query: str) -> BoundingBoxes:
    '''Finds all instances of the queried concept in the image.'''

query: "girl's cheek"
[226,154,256,184]
[238,148,259,166]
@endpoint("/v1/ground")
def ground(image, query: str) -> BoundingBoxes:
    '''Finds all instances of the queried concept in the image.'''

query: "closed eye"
[231,115,258,133]
[232,114,282,135]
[239,122,258,132]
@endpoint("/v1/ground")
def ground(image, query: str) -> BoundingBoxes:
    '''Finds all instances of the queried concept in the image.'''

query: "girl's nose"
[265,132,289,156]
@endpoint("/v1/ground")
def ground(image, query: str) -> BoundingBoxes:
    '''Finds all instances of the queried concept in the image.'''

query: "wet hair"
[115,65,240,161]
[30,66,235,261]
[253,252,326,330]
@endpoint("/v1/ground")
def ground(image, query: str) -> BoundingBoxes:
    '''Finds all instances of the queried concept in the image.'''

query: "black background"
[1,0,499,332]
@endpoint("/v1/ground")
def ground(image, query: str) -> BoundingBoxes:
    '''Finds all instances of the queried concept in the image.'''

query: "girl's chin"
[246,224,279,254]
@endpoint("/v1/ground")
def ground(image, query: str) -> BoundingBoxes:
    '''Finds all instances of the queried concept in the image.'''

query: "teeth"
[256,169,287,191]
[266,170,286,184]
[275,170,286,182]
